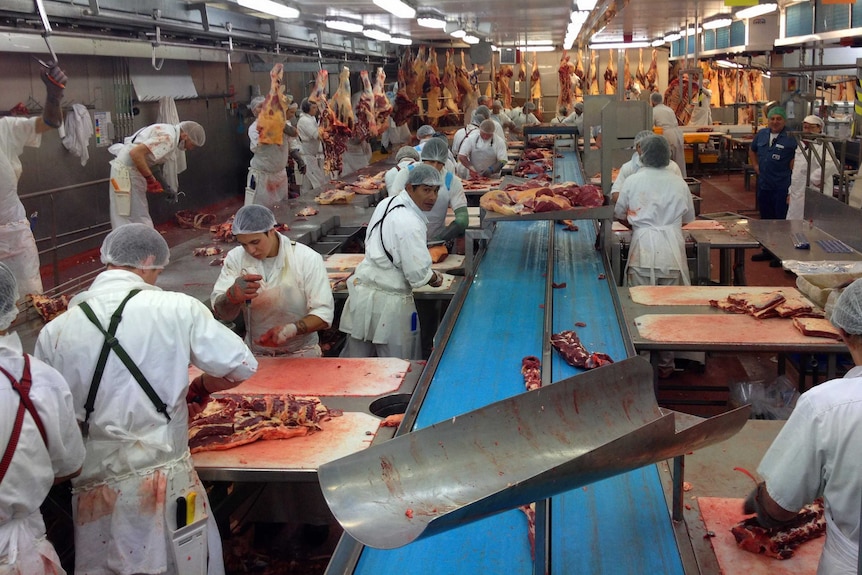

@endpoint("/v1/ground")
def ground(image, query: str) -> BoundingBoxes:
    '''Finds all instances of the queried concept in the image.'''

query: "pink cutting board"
[698,497,822,575]
[192,411,382,471]
[629,286,804,307]
[189,357,411,397]
[634,314,839,346]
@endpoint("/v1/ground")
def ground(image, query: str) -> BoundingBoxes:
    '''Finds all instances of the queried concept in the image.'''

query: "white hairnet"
[493,100,503,109]
[474,105,491,119]
[420,137,449,163]
[101,224,170,270]
[574,102,584,112]
[232,205,277,235]
[395,146,420,162]
[250,96,266,115]
[0,263,19,331]
[177,121,206,147]
[803,115,824,127]
[524,102,536,112]
[417,125,435,138]
[480,119,497,134]
[638,135,670,168]
[831,279,862,335]
[635,130,656,145]
[407,163,442,187]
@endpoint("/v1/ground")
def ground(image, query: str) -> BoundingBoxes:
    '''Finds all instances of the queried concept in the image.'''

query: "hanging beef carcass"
[663,73,699,126]
[589,50,600,95]
[604,50,617,95]
[310,69,352,175]
[424,47,447,125]
[257,63,288,145]
[623,50,633,93]
[331,66,355,131]
[557,51,576,114]
[407,46,428,103]
[441,49,461,117]
[394,49,420,126]
[456,51,478,122]
[518,58,527,82]
[573,50,586,98]
[636,48,647,92]
[497,65,514,108]
[530,55,542,102]
[646,49,658,92]
[372,67,393,130]
[354,70,377,141]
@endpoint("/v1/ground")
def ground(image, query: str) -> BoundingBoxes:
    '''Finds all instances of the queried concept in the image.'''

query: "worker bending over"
[458,119,507,179]
[611,130,682,202]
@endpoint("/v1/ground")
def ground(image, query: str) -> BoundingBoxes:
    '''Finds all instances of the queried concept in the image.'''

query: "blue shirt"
[750,127,797,190]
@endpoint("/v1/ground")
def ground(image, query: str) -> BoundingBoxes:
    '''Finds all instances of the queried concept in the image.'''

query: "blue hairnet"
[0,263,19,330]
[831,279,862,335]
[177,121,206,147]
[101,223,170,269]
[420,137,449,163]
[417,125,435,138]
[407,163,442,187]
[395,146,420,162]
[638,135,670,168]
[232,205,277,235]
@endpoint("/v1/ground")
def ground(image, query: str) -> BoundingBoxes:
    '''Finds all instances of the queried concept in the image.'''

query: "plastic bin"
[684,177,701,197]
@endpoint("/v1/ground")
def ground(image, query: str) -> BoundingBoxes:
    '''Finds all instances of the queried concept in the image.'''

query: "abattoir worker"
[458,119,507,179]
[339,164,444,359]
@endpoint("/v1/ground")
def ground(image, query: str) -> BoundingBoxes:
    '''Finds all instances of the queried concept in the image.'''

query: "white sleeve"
[187,298,258,383]
[210,247,245,307]
[248,121,261,153]
[494,137,508,161]
[30,359,86,478]
[297,247,335,325]
[390,166,410,196]
[448,177,468,211]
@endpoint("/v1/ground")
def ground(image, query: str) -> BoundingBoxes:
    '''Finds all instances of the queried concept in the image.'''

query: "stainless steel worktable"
[747,219,862,264]
[687,220,760,286]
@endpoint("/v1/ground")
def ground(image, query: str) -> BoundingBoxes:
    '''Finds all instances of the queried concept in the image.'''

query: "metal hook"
[150,25,164,71]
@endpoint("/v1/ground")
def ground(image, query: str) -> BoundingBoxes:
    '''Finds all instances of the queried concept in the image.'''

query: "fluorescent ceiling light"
[651,38,665,47]
[416,10,446,29]
[685,26,703,35]
[372,0,416,19]
[325,17,364,33]
[517,39,553,46]
[363,26,392,42]
[237,0,299,19]
[576,0,598,10]
[590,41,650,49]
[491,44,499,51]
[702,16,732,30]
[571,10,590,24]
[390,35,413,45]
[564,38,575,50]
[522,45,556,52]
[463,34,480,44]
[664,32,681,42]
[735,3,777,20]
[450,29,466,38]
[716,59,743,68]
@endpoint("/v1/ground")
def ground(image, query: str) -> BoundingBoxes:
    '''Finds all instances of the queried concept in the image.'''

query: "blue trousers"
[757,185,789,220]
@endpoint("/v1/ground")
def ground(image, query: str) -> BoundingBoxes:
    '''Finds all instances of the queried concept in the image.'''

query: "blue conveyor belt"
[555,150,586,186]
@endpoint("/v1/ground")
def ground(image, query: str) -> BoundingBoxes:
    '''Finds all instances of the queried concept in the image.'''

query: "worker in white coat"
[107,121,205,229]
[650,92,687,177]
[385,146,420,195]
[458,120,508,179]
[744,278,862,575]
[0,62,67,296]
[611,130,682,202]
[0,262,85,575]
[247,97,305,207]
[34,224,258,575]
[787,115,839,221]
[381,116,413,154]
[689,78,713,127]
[297,98,326,193]
[340,164,444,359]
[510,102,541,132]
[211,205,334,357]
[389,138,469,241]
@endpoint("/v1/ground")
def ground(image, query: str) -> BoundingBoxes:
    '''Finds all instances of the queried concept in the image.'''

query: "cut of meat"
[521,356,541,391]
[550,330,614,370]
[519,503,537,560]
[188,393,331,453]
[193,246,222,257]
[29,293,70,322]
[315,187,355,205]
[428,245,448,263]
[731,498,825,559]
[792,317,842,340]
[711,291,823,321]
[295,207,319,217]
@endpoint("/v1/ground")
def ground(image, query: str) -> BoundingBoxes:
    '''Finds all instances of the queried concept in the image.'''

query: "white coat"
[248,119,290,206]
[459,130,507,176]
[108,123,181,229]
[0,117,44,295]
[611,151,682,197]
[787,140,840,220]
[689,86,713,126]
[340,139,372,178]
[385,158,419,195]
[389,165,467,240]
[381,118,411,150]
[652,104,687,178]
[34,270,257,575]
[451,124,481,179]
[212,234,334,357]
[614,166,695,285]
[758,365,862,575]
[0,333,85,575]
[339,192,432,359]
[297,113,325,193]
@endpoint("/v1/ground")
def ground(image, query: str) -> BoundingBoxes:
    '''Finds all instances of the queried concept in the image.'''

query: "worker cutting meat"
[340,164,444,359]
[650,92,687,177]
[34,224,258,575]
[297,98,326,193]
[211,205,334,357]
[611,130,682,202]
[0,61,67,295]
[247,97,304,207]
[0,262,85,575]
[458,119,508,179]
[743,278,862,574]
[107,120,205,229]
[786,114,838,221]
[389,137,469,242]
[384,146,420,195]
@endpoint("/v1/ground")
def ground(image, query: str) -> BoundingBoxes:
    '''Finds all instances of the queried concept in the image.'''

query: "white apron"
[626,224,690,286]
[0,219,42,295]
[246,168,289,207]
[0,519,64,575]
[817,514,858,575]
[468,140,499,174]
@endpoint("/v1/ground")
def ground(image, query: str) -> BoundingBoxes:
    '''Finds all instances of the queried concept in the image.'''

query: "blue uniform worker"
[749,107,797,220]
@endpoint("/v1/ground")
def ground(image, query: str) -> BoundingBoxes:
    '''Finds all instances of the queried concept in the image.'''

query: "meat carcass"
[557,51,576,114]
[310,69,352,175]
[496,65,514,108]
[573,50,586,98]
[331,66,355,131]
[646,49,658,92]
[372,67,393,130]
[623,50,633,93]
[424,47,447,125]
[407,46,427,103]
[441,49,461,116]
[589,50,600,95]
[456,51,477,113]
[518,58,527,82]
[258,63,288,145]
[353,70,377,141]
[636,48,647,92]
[604,50,617,95]
[529,56,542,101]
[551,330,614,370]
[663,74,698,126]
[732,498,825,560]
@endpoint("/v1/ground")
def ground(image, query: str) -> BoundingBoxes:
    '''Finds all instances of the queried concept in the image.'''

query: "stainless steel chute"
[318,356,750,550]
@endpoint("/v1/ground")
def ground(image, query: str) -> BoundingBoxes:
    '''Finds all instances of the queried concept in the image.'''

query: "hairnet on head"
[101,224,170,270]
[480,119,497,134]
[524,102,536,112]
[474,105,491,119]
[232,205,277,235]
[574,102,584,112]
[420,137,449,163]
[650,92,663,105]
[635,130,656,146]
[0,263,19,331]
[406,163,442,187]
[803,114,824,127]
[395,146,420,163]
[417,125,435,138]
[558,107,568,116]
[638,135,671,168]
[831,279,862,335]
[177,121,206,147]
[249,96,266,114]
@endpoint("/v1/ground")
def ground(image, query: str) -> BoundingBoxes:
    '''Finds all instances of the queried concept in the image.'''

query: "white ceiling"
[290,0,763,47]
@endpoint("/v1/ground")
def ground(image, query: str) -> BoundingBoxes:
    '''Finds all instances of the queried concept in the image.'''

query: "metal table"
[688,220,760,286]
[747,219,862,265]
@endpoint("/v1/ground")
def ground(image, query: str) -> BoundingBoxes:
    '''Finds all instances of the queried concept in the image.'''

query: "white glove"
[258,322,298,347]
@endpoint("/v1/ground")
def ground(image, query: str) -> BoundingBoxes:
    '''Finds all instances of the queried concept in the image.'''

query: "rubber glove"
[225,274,263,304]
[145,175,165,194]
[186,375,211,418]
[258,323,298,347]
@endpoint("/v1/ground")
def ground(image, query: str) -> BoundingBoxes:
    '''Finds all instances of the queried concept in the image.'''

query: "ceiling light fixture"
[590,40,651,49]
[702,15,733,30]
[663,31,681,42]
[735,3,777,20]
[390,35,413,45]
[450,28,467,39]
[651,38,665,47]
[517,39,553,46]
[520,45,556,52]
[576,0,598,10]
[416,9,446,29]
[571,10,590,24]
[236,0,299,19]
[685,25,703,35]
[325,16,364,33]
[363,26,392,42]
[715,59,743,69]
[372,0,416,19]
[463,34,481,44]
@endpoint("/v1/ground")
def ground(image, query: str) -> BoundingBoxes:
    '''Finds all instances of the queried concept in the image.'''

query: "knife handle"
[176,496,187,529]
